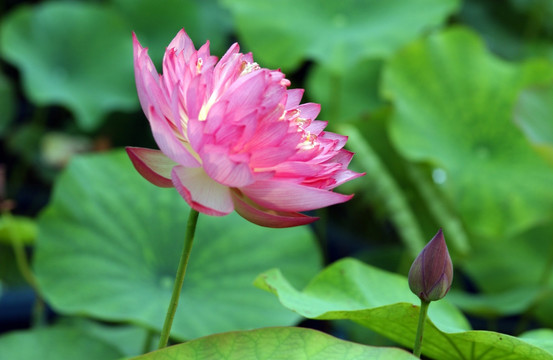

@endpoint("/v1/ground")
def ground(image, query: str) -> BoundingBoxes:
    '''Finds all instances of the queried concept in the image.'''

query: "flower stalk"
[413,299,430,357]
[6,212,46,327]
[157,209,200,349]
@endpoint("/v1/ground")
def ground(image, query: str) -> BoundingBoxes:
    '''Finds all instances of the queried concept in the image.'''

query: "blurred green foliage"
[1,0,553,359]
[384,27,553,239]
[1,2,137,130]
[221,0,459,73]
[0,71,15,135]
[0,326,124,360]
[515,81,553,163]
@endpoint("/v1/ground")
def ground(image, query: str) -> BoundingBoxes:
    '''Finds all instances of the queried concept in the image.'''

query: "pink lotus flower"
[127,30,363,227]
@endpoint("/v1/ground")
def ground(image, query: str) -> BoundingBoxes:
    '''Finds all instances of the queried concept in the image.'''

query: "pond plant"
[1,1,553,359]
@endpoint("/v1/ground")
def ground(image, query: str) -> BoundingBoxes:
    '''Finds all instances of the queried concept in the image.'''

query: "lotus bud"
[408,229,453,302]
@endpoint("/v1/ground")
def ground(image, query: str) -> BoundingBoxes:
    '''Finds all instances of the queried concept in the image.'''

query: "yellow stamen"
[240,61,260,76]
[298,132,317,150]
[196,58,203,73]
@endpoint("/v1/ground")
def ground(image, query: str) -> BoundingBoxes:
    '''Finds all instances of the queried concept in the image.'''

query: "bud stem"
[413,299,430,357]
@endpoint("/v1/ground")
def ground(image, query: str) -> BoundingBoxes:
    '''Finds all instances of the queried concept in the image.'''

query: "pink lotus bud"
[408,229,453,302]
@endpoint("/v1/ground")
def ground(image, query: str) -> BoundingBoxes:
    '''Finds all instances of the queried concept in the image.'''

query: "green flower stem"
[157,209,200,349]
[4,212,38,291]
[413,299,430,358]
[4,211,46,327]
[10,231,38,291]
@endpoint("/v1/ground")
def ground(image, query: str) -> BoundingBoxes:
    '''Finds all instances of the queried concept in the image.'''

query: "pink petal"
[126,147,176,188]
[185,74,208,120]
[187,117,209,153]
[242,118,291,151]
[331,149,355,166]
[296,103,321,121]
[201,144,254,187]
[171,166,233,216]
[162,49,185,101]
[196,41,216,65]
[212,44,242,98]
[133,33,167,120]
[214,119,246,145]
[241,180,353,212]
[146,105,200,167]
[272,162,324,178]
[222,70,266,111]
[166,29,196,58]
[306,121,328,135]
[250,146,297,168]
[231,190,317,228]
[258,73,288,110]
[285,89,304,109]
[226,109,262,150]
[218,43,240,65]
[331,169,365,189]
[320,131,348,149]
[203,100,229,134]
[134,33,179,128]
[133,34,200,168]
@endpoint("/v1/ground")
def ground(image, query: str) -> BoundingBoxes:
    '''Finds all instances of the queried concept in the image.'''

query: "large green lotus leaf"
[460,223,553,294]
[457,222,553,327]
[383,26,553,239]
[306,60,384,121]
[112,0,233,63]
[133,327,418,360]
[0,70,15,135]
[255,258,553,360]
[0,326,123,360]
[514,82,553,163]
[34,150,321,340]
[520,329,553,354]
[447,286,541,318]
[58,318,151,357]
[0,2,137,131]
[221,0,459,72]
